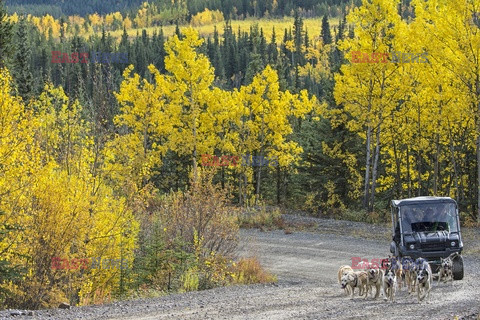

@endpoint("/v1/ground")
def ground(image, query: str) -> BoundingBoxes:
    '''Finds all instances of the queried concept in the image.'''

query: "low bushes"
[132,173,275,296]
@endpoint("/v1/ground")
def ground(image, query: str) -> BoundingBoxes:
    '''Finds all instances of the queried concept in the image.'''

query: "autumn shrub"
[365,211,382,224]
[460,211,479,228]
[335,208,366,222]
[237,206,283,230]
[231,257,277,285]
[301,192,322,215]
[133,171,241,293]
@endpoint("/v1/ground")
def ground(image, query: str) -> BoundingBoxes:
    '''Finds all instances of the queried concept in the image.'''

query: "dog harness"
[353,273,358,287]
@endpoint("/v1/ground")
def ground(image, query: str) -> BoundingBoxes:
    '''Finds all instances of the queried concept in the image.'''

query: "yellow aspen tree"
[106,65,173,195]
[235,65,318,204]
[1,77,138,308]
[0,69,38,291]
[334,0,407,212]
[123,16,132,30]
[163,28,217,183]
[411,0,480,222]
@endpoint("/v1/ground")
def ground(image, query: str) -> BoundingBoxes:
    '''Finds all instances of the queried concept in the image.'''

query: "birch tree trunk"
[363,125,372,210]
[276,166,281,205]
[406,145,412,198]
[433,133,440,195]
[476,79,480,223]
[477,124,480,223]
[369,123,381,213]
[448,127,459,202]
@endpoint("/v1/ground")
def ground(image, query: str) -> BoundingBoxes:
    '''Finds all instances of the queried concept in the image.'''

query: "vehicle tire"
[452,254,464,280]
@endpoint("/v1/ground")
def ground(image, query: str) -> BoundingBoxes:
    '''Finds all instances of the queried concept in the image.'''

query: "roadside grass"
[126,285,167,300]
[461,227,480,255]
[237,206,285,231]
[232,257,277,284]
[237,206,327,234]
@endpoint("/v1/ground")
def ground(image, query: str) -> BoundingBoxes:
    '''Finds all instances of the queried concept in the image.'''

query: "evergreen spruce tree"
[321,14,332,45]
[12,16,33,100]
[119,26,129,51]
[336,14,347,43]
[293,9,304,66]
[69,35,86,100]
[134,35,147,77]
[246,24,264,83]
[304,28,310,49]
[175,23,182,38]
[0,0,12,68]
[259,28,267,62]
[59,17,66,43]
[267,27,278,64]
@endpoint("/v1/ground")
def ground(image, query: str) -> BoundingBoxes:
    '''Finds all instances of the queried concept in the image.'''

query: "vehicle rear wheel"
[452,254,464,280]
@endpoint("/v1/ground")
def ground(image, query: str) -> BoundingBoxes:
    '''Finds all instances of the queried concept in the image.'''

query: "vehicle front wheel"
[452,254,464,280]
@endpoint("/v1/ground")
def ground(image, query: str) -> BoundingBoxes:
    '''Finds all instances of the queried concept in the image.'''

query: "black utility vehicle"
[390,196,464,280]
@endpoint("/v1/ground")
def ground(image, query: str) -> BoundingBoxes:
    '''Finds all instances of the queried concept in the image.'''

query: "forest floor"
[1,215,479,320]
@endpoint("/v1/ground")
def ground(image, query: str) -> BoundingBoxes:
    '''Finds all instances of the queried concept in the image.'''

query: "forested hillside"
[5,0,142,16]
[5,0,356,18]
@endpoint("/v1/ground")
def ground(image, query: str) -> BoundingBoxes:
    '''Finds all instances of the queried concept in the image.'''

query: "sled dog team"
[338,252,458,303]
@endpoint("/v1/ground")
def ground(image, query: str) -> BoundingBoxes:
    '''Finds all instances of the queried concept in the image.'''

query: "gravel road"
[1,216,479,320]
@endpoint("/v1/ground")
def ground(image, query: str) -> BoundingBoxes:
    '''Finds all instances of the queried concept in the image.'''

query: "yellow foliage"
[88,13,102,26]
[0,71,138,308]
[8,12,18,23]
[123,16,132,30]
[134,7,148,28]
[235,65,317,168]
[105,13,115,26]
[29,14,60,38]
[191,9,225,27]
[68,15,85,26]
[231,257,276,284]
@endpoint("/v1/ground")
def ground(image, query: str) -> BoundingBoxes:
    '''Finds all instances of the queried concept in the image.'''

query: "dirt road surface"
[2,216,479,320]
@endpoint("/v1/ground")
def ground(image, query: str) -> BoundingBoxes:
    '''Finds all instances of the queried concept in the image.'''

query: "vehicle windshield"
[400,202,458,233]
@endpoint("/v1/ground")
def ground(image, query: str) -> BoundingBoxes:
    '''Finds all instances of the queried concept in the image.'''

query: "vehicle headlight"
[409,244,415,250]
[450,241,456,247]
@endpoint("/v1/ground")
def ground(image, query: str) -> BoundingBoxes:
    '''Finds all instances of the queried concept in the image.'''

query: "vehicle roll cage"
[390,196,459,248]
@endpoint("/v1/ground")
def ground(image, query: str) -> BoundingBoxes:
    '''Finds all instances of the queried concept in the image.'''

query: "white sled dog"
[338,265,354,296]
[341,271,368,299]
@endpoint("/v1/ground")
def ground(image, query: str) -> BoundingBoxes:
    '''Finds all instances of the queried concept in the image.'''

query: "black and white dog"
[382,268,397,302]
[415,258,432,303]
[438,252,458,285]
[383,256,403,291]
